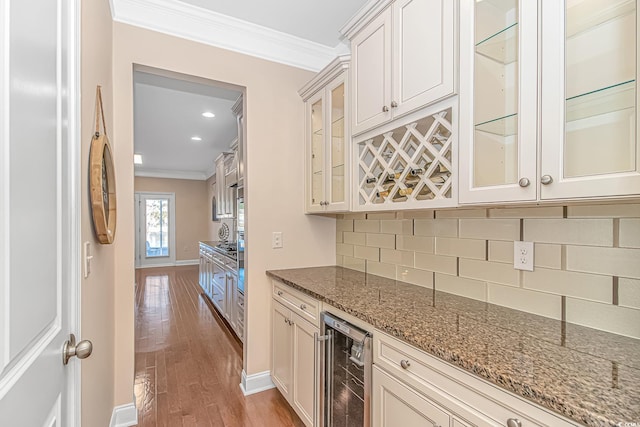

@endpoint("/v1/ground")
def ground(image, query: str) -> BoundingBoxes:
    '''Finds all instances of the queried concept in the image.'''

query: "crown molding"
[340,0,392,40]
[299,54,351,101]
[111,0,344,72]
[135,168,208,180]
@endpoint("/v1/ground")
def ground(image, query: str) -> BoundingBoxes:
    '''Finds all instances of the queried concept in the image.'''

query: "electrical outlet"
[513,241,534,271]
[272,232,283,249]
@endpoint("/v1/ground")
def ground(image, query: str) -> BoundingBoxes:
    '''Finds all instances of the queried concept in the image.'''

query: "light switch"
[83,241,93,278]
[272,232,283,249]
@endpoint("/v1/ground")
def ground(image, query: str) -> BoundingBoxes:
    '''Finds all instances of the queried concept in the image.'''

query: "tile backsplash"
[335,204,640,339]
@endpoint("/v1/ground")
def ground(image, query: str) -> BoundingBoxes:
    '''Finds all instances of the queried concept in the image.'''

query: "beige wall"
[112,22,337,398]
[135,177,209,261]
[337,204,640,339]
[80,0,116,425]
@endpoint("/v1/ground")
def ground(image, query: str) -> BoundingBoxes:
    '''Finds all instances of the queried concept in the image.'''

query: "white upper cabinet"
[300,56,350,213]
[460,0,640,204]
[348,0,456,136]
[540,0,640,200]
[459,0,538,204]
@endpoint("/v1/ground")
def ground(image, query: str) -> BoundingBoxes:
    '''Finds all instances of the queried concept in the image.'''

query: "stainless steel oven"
[318,312,371,427]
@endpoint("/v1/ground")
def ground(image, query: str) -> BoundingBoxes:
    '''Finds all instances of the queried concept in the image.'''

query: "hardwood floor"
[134,265,304,427]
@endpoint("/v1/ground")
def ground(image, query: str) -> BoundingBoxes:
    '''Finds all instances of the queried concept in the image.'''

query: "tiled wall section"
[335,204,640,339]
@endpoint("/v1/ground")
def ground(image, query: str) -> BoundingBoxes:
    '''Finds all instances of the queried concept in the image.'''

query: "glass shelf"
[566,80,635,122]
[566,0,635,39]
[475,23,518,65]
[475,113,518,136]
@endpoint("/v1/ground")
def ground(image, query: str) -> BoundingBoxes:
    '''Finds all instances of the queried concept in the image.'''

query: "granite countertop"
[266,266,640,427]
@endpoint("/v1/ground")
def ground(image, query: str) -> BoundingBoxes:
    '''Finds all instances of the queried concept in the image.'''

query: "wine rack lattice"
[357,108,453,206]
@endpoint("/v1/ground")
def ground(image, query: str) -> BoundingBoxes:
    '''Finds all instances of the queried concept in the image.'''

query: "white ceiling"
[178,0,370,47]
[126,0,372,178]
[133,71,242,179]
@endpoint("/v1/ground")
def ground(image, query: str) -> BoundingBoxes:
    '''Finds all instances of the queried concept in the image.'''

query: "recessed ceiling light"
[191,136,202,141]
[202,112,215,118]
[134,154,143,165]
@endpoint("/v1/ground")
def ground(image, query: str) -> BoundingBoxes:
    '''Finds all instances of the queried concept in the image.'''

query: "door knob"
[390,101,398,108]
[518,177,530,187]
[63,333,93,365]
[382,105,389,112]
[400,359,411,369]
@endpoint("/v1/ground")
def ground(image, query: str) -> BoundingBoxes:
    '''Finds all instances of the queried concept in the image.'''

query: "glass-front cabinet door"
[309,93,325,211]
[541,0,640,199]
[459,0,538,203]
[302,56,350,213]
[327,76,348,210]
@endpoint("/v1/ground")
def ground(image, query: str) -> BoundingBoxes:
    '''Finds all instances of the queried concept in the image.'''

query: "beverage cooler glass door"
[321,312,371,427]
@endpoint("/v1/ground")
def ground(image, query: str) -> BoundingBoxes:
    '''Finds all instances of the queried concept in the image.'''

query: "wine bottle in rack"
[398,187,414,196]
[410,168,424,176]
[365,176,377,184]
[376,190,390,198]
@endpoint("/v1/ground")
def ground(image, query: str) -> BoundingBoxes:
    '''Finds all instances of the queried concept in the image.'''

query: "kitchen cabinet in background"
[214,149,236,219]
[300,55,350,213]
[459,0,640,204]
[345,0,456,136]
[198,243,242,342]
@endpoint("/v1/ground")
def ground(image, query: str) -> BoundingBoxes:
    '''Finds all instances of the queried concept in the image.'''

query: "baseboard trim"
[240,369,275,396]
[109,402,137,427]
[136,259,198,269]
[176,259,198,266]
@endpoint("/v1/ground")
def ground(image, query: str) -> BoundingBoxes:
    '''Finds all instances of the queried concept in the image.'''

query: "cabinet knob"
[277,290,283,296]
[518,177,530,187]
[382,105,389,112]
[540,175,553,185]
[300,303,307,310]
[506,419,522,427]
[400,359,411,369]
[391,101,398,108]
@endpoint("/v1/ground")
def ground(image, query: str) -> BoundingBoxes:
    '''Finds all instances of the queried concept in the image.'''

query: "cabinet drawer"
[374,332,578,427]
[373,365,450,427]
[272,281,320,327]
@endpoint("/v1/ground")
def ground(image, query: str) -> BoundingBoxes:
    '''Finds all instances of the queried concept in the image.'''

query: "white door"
[135,192,176,267]
[0,0,81,426]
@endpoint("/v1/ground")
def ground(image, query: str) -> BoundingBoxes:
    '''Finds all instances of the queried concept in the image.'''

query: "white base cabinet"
[271,281,321,427]
[372,331,580,427]
[373,366,451,427]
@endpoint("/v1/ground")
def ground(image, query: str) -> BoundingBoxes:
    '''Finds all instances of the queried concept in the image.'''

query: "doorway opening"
[131,65,256,425]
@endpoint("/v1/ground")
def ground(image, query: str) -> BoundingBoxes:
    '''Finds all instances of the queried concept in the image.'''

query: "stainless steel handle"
[382,105,389,112]
[506,419,522,427]
[390,101,398,108]
[518,177,530,187]
[400,359,411,369]
[541,174,553,185]
[300,303,307,310]
[63,334,93,365]
[277,290,283,296]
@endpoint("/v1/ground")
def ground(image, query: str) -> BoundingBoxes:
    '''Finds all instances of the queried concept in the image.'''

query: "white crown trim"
[340,0,392,40]
[135,168,208,180]
[111,0,343,71]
